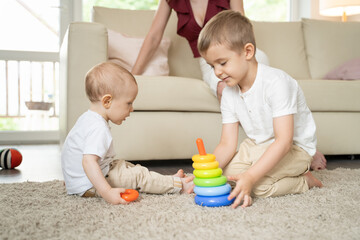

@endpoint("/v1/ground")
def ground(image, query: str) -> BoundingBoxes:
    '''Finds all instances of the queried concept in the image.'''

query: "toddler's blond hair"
[85,62,136,102]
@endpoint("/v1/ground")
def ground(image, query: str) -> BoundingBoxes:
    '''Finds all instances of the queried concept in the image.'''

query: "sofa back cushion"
[302,18,360,79]
[92,7,202,79]
[252,21,311,80]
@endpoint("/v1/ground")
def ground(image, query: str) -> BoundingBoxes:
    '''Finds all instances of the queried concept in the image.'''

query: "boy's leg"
[223,138,258,177]
[252,144,311,198]
[106,160,182,194]
[223,138,311,198]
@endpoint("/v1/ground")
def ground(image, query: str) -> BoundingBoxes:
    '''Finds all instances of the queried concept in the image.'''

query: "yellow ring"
[193,168,223,178]
[192,154,216,163]
[192,161,219,170]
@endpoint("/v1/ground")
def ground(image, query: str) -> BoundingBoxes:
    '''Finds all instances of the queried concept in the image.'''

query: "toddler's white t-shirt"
[221,63,317,156]
[61,110,115,195]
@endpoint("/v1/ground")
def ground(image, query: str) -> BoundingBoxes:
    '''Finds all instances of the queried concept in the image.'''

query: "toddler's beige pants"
[82,160,181,197]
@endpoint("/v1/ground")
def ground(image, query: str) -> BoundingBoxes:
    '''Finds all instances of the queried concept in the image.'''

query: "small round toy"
[194,183,232,197]
[193,168,223,178]
[0,148,22,169]
[195,194,234,207]
[192,161,219,170]
[120,189,139,202]
[194,175,227,187]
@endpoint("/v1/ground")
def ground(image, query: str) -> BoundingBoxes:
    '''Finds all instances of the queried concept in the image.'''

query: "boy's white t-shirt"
[61,110,115,195]
[221,63,317,156]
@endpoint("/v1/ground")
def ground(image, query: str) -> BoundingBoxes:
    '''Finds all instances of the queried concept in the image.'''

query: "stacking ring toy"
[193,168,222,178]
[195,194,234,207]
[120,189,139,202]
[194,175,227,187]
[194,183,232,197]
[192,161,219,170]
[192,154,216,163]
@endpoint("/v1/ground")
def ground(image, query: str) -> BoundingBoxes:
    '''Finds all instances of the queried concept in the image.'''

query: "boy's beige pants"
[223,138,311,198]
[82,160,181,197]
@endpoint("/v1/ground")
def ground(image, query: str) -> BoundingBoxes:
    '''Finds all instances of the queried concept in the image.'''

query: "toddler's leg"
[106,160,182,194]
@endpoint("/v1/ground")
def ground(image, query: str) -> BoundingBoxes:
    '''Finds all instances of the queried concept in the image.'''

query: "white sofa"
[60,7,360,160]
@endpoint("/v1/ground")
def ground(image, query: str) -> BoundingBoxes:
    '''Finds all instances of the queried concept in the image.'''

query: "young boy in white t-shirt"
[61,62,193,204]
[197,10,323,208]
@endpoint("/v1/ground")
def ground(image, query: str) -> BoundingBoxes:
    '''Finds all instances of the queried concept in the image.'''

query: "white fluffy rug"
[1,168,359,240]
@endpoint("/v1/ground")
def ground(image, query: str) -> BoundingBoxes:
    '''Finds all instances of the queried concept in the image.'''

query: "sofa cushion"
[298,79,360,112]
[252,21,311,80]
[107,29,171,76]
[324,58,360,80]
[92,6,202,79]
[133,76,220,112]
[302,18,360,79]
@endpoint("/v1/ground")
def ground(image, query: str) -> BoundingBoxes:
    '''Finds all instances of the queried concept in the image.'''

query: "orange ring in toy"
[192,154,216,163]
[120,189,139,202]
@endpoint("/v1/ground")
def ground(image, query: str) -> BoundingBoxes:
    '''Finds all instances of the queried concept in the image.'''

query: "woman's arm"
[131,0,172,75]
[213,122,239,169]
[230,0,245,15]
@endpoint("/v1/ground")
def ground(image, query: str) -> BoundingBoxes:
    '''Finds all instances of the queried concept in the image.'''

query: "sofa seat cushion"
[298,80,360,112]
[133,76,220,112]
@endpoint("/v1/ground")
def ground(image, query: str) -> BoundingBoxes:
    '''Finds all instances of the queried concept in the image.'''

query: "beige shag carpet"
[1,168,360,240]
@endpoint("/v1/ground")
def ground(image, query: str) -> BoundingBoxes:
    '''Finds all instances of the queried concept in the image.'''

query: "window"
[0,0,70,144]
[244,0,290,22]
[0,1,60,134]
[0,0,60,52]
[82,0,158,21]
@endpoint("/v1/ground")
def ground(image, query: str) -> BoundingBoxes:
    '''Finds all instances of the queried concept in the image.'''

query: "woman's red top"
[167,0,230,58]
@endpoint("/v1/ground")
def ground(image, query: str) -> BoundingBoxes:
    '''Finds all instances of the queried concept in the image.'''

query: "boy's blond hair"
[85,62,136,102]
[198,10,256,55]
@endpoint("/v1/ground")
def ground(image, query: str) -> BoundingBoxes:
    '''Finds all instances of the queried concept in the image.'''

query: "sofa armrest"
[60,22,108,144]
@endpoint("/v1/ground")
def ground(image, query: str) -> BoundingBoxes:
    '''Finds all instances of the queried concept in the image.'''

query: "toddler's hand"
[227,173,254,208]
[103,188,129,205]
[181,175,195,194]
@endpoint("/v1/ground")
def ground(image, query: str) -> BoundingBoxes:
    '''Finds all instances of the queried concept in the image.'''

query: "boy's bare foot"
[304,171,323,188]
[174,169,185,178]
[311,150,327,171]
[180,175,194,194]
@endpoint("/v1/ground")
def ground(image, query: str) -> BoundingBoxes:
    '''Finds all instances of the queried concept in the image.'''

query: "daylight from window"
[0,0,59,131]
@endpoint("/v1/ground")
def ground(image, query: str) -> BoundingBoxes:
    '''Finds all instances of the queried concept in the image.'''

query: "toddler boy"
[61,62,193,204]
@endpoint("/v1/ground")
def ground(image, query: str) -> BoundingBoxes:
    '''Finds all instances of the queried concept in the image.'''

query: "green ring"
[193,168,222,178]
[194,175,227,187]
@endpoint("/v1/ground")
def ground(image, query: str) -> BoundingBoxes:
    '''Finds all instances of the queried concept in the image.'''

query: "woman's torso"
[167,0,230,57]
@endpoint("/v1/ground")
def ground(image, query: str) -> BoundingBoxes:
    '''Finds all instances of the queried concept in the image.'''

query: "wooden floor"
[0,144,359,183]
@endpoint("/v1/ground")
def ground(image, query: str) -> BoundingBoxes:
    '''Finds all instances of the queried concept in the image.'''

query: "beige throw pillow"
[107,29,171,76]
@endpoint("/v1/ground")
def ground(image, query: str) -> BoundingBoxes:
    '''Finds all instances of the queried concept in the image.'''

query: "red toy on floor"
[0,148,22,169]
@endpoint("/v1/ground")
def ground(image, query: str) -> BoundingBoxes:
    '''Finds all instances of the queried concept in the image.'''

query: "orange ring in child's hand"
[120,189,139,202]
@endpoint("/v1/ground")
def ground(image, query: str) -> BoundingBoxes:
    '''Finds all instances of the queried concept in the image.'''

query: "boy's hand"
[227,173,254,208]
[103,188,129,205]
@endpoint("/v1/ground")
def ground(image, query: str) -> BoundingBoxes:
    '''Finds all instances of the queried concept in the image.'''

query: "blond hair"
[198,10,256,55]
[85,62,136,102]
